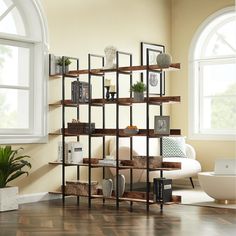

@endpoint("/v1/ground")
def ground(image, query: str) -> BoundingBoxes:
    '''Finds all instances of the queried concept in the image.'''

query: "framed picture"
[154,116,170,135]
[141,42,165,95]
[49,54,61,76]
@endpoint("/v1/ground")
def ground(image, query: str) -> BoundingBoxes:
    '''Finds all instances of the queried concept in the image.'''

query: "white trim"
[188,6,236,141]
[17,192,62,205]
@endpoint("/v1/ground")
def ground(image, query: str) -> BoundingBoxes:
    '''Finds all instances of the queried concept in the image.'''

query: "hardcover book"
[153,178,172,203]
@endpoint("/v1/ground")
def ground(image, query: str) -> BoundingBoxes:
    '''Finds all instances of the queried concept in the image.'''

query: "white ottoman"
[198,172,236,203]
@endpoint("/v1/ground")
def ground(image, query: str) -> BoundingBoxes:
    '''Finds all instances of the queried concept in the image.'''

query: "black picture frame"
[141,42,165,95]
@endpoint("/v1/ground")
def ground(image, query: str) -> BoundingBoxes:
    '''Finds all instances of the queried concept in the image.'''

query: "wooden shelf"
[48,96,181,107]
[49,190,181,205]
[66,63,180,76]
[49,161,181,170]
[49,128,181,136]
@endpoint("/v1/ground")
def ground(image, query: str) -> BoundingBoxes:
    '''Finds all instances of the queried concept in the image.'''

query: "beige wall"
[13,0,172,194]
[171,0,236,171]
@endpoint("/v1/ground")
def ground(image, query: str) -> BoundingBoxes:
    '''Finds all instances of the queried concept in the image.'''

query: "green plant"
[131,81,147,93]
[0,146,31,188]
[57,57,72,66]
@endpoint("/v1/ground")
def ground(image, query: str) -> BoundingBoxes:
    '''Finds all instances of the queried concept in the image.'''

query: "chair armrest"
[185,144,196,160]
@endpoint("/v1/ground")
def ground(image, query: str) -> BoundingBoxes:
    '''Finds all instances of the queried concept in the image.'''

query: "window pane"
[0,1,26,36]
[205,20,236,57]
[202,96,236,130]
[0,43,30,86]
[0,88,29,129]
[202,62,236,96]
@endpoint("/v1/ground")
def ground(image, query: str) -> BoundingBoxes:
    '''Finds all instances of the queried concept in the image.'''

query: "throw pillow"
[162,137,186,157]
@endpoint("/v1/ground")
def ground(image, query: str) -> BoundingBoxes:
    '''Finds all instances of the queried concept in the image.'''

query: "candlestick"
[105,86,110,100]
[110,92,116,101]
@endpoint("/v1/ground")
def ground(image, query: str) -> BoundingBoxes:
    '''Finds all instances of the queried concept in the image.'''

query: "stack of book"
[71,81,91,103]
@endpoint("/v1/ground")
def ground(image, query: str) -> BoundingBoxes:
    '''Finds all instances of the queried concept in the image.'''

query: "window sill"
[188,133,236,141]
[0,135,48,144]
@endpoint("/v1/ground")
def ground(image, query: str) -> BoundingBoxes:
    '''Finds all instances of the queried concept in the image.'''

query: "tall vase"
[113,174,125,197]
[102,179,113,197]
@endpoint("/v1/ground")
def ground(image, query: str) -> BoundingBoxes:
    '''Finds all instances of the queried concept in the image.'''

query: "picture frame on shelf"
[154,116,170,135]
[49,54,61,76]
[141,42,165,95]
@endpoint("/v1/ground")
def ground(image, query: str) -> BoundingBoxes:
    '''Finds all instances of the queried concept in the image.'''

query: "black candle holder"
[110,92,116,101]
[105,86,110,100]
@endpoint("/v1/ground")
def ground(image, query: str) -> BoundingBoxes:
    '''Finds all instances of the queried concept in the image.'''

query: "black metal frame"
[59,50,170,212]
[145,48,165,211]
[88,54,105,208]
[61,56,80,205]
[115,51,133,209]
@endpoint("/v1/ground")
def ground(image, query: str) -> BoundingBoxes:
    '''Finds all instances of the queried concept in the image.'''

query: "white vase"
[156,53,172,68]
[113,174,125,197]
[102,179,113,197]
[0,186,18,212]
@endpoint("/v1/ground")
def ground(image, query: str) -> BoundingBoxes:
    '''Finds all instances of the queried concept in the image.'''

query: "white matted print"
[154,116,170,135]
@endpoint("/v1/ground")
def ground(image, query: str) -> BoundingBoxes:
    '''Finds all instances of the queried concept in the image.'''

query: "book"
[153,178,172,203]
[71,81,91,103]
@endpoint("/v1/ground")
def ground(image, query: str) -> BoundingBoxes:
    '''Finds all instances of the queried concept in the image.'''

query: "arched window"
[0,0,48,143]
[189,7,236,140]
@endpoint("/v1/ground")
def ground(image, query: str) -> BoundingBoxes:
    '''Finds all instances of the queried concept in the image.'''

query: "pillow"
[162,137,186,157]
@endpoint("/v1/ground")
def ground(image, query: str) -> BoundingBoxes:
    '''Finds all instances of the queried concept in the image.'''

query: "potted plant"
[131,81,147,102]
[0,146,31,211]
[56,57,72,74]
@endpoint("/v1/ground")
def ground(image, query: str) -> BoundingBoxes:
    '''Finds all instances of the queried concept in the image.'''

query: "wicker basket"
[65,180,98,196]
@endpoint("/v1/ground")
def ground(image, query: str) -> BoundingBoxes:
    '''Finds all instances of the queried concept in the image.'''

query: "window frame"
[0,0,48,144]
[189,6,236,141]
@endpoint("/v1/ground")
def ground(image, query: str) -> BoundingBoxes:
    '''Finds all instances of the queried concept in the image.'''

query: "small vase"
[113,174,125,197]
[102,179,113,197]
[58,65,69,74]
[156,53,172,68]
[133,92,144,102]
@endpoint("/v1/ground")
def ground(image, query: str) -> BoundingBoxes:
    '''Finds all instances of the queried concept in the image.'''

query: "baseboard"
[17,192,62,204]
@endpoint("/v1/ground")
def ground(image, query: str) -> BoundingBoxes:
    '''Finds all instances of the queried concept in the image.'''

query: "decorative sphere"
[156,53,172,68]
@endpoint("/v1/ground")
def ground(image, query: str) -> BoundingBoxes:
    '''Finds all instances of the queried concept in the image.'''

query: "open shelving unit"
[49,52,182,211]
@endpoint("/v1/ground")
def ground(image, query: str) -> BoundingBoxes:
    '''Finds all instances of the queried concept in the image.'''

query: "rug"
[173,186,236,209]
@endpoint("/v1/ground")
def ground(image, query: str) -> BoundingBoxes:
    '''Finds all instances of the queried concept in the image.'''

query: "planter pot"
[133,92,144,102]
[57,65,69,74]
[113,174,125,197]
[156,53,172,68]
[0,186,18,212]
[102,179,113,197]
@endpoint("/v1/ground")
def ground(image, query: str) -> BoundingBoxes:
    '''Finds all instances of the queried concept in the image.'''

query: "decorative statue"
[104,45,117,69]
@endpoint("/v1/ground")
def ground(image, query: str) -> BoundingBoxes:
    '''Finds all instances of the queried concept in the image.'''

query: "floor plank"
[0,198,236,236]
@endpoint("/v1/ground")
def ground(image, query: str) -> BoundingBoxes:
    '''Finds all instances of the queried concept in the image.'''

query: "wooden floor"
[0,198,236,236]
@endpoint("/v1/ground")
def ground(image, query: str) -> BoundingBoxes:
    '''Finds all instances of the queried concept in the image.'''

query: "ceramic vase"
[156,53,172,68]
[102,179,113,197]
[133,92,144,102]
[113,174,125,197]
